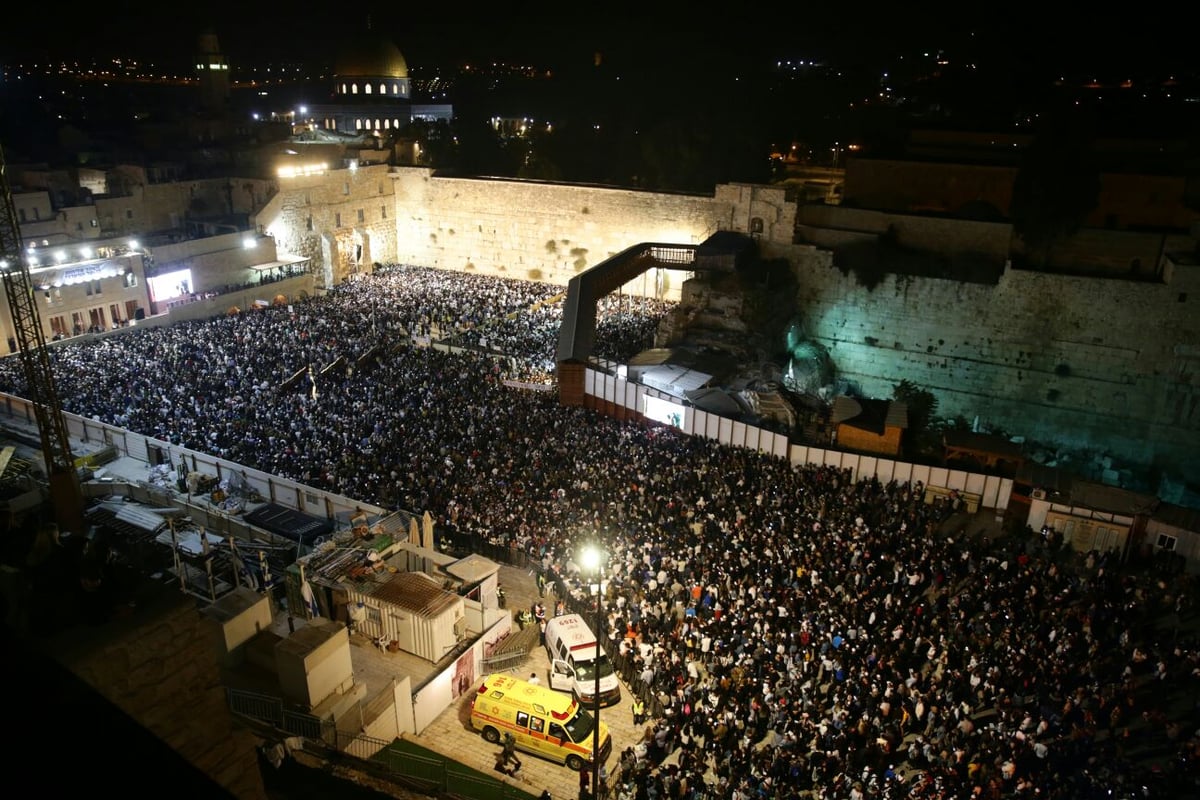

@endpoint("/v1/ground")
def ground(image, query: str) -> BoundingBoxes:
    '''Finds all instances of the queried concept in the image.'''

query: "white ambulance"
[543,613,622,707]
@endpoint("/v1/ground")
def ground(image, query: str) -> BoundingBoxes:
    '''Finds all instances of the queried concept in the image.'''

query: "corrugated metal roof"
[632,363,713,395]
[885,401,909,430]
[1068,480,1159,516]
[1151,502,1200,532]
[368,571,460,617]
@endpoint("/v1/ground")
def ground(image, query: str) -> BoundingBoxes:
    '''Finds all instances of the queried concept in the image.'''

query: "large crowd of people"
[2,263,1197,799]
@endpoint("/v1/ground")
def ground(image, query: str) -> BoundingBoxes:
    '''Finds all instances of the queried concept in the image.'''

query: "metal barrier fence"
[227,687,285,727]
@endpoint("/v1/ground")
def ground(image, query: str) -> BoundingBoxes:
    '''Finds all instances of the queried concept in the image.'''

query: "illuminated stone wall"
[258,164,398,287]
[260,166,1200,472]
[780,243,1200,468]
[389,168,747,296]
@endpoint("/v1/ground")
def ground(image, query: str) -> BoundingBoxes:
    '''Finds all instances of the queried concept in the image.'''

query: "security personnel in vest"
[632,696,646,726]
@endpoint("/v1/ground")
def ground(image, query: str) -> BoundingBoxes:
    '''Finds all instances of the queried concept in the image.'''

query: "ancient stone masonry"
[255,167,1199,479]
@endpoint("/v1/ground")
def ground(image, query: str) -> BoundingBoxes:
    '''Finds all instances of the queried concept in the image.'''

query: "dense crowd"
[2,264,1197,799]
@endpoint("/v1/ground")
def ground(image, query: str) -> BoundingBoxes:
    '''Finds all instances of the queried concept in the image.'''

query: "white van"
[543,613,621,707]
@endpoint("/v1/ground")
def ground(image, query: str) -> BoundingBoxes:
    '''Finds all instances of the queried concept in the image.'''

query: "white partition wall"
[581,368,1013,511]
[0,392,388,524]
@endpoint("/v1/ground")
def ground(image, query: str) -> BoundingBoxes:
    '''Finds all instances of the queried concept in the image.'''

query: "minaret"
[195,29,230,116]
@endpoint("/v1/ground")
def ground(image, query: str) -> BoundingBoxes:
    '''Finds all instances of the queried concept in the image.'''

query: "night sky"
[4,5,1195,80]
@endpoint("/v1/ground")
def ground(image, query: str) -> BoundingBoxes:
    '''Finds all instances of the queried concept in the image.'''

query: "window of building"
[305,492,319,506]
[378,83,385,94]
[109,304,123,326]
[76,222,84,232]
[124,300,139,320]
[381,206,387,219]
[364,84,373,95]
[1157,533,1177,551]
[357,209,365,223]
[351,83,358,94]
[90,219,98,228]
[124,272,138,288]
[126,209,134,220]
[18,208,26,222]
[335,213,342,228]
[306,216,313,232]
[49,316,66,337]
[343,181,350,195]
[366,605,381,624]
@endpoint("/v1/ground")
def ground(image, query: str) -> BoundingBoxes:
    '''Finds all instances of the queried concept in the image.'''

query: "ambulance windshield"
[563,707,596,743]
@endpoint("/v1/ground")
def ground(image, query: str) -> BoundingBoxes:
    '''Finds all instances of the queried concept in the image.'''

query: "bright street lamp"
[580,544,603,799]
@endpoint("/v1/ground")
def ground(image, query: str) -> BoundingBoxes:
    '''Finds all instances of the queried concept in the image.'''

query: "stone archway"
[355,229,376,274]
[320,234,336,289]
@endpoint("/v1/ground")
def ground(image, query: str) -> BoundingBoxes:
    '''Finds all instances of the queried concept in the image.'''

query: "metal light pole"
[581,545,603,799]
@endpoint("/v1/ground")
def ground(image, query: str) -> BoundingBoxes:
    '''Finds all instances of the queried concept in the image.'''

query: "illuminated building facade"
[306,29,452,137]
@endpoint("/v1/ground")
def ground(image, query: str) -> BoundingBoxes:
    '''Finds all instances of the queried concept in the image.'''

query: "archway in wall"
[356,229,374,272]
[320,234,336,289]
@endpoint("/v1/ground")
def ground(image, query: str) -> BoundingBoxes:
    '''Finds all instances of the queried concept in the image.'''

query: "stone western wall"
[372,170,1199,476]
[387,169,736,294]
[259,163,399,287]
[774,242,1200,471]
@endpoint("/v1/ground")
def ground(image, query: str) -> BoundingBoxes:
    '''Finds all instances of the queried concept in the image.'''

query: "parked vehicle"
[543,613,621,707]
[469,673,612,771]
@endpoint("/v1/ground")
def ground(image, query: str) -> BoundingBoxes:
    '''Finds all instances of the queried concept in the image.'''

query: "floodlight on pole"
[580,543,602,799]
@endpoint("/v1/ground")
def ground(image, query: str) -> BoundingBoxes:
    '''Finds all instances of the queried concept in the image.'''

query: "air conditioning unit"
[1031,488,1047,500]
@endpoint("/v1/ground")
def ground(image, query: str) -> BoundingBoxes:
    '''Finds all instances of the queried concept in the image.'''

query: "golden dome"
[334,34,408,79]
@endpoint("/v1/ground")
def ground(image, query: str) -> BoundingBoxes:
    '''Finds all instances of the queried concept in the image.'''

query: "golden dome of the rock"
[334,33,408,79]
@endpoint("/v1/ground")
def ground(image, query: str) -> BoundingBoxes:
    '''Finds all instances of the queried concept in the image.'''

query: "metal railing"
[227,687,537,800]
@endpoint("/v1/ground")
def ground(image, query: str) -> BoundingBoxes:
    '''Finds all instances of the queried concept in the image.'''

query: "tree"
[1008,105,1101,264]
[893,379,937,439]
